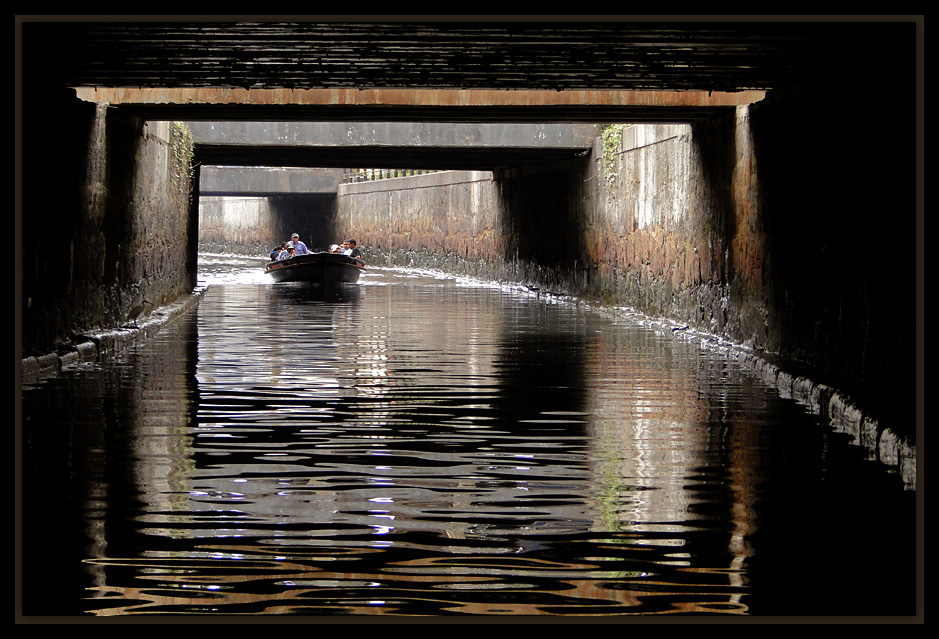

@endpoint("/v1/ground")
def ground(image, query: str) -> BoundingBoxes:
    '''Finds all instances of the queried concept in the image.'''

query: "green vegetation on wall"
[170,121,196,207]
[598,123,630,195]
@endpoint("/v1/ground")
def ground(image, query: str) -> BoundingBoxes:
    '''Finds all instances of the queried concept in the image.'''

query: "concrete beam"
[199,166,343,195]
[74,87,765,123]
[187,121,599,171]
[77,87,767,108]
[186,121,600,150]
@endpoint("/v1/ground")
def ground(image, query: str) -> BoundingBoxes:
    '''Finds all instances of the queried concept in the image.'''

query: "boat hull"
[264,252,365,284]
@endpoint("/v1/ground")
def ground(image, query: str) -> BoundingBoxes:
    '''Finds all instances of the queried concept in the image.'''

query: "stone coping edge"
[595,299,918,492]
[734,350,917,492]
[20,286,207,384]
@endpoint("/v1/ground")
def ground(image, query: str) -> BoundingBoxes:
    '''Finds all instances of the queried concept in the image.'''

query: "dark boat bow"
[264,252,365,284]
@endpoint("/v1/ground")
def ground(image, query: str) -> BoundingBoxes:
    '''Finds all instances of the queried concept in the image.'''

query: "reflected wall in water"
[22,309,200,616]
[20,263,916,617]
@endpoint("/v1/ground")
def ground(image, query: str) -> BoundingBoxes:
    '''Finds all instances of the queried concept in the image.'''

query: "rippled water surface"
[20,254,916,617]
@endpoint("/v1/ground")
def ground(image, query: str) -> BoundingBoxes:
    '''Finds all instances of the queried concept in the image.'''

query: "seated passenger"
[270,243,286,261]
[345,239,362,261]
[276,242,296,260]
[291,233,310,255]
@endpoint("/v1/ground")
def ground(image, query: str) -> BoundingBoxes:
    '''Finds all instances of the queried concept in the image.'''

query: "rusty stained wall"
[337,171,503,277]
[335,127,715,299]
[584,118,764,341]
[336,98,915,433]
[560,105,913,430]
[338,162,595,294]
[336,121,743,326]
[21,89,197,356]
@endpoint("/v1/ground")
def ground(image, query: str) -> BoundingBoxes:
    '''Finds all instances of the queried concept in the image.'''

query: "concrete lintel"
[187,121,601,150]
[199,166,343,195]
[76,87,767,109]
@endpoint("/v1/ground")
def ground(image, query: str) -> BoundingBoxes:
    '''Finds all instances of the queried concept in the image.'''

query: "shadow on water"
[268,281,364,306]
[19,258,917,618]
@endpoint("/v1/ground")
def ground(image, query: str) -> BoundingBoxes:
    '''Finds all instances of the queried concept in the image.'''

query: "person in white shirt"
[344,239,362,260]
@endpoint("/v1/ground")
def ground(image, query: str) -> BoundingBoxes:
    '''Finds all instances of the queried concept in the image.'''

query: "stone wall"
[199,196,277,255]
[20,87,197,357]
[337,170,502,276]
[742,80,916,434]
[584,121,750,336]
[336,164,595,292]
[336,103,916,438]
[199,193,339,256]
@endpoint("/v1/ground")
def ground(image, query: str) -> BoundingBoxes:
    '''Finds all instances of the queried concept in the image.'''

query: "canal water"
[20,253,917,618]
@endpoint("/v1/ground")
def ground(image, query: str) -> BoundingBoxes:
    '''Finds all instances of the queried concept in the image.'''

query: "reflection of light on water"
[25,263,910,618]
[198,252,271,286]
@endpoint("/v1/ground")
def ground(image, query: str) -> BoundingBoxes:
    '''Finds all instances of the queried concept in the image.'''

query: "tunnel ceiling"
[19,18,916,169]
[24,19,911,96]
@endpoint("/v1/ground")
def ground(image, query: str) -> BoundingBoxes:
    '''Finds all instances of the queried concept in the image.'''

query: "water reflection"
[20,256,915,617]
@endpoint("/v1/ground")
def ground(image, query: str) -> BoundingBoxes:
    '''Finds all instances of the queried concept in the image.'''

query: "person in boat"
[276,242,296,260]
[328,243,341,254]
[343,239,362,260]
[270,242,286,261]
[291,233,310,255]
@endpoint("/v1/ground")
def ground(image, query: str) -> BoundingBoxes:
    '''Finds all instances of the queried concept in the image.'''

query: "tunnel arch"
[18,18,921,438]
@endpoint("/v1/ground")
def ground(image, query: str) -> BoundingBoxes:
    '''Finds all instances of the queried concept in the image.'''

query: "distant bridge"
[198,166,343,196]
[188,121,600,172]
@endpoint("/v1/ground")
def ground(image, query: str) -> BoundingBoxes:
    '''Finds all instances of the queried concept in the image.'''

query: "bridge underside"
[195,143,588,171]
[29,20,898,94]
[41,20,914,171]
[26,19,916,170]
